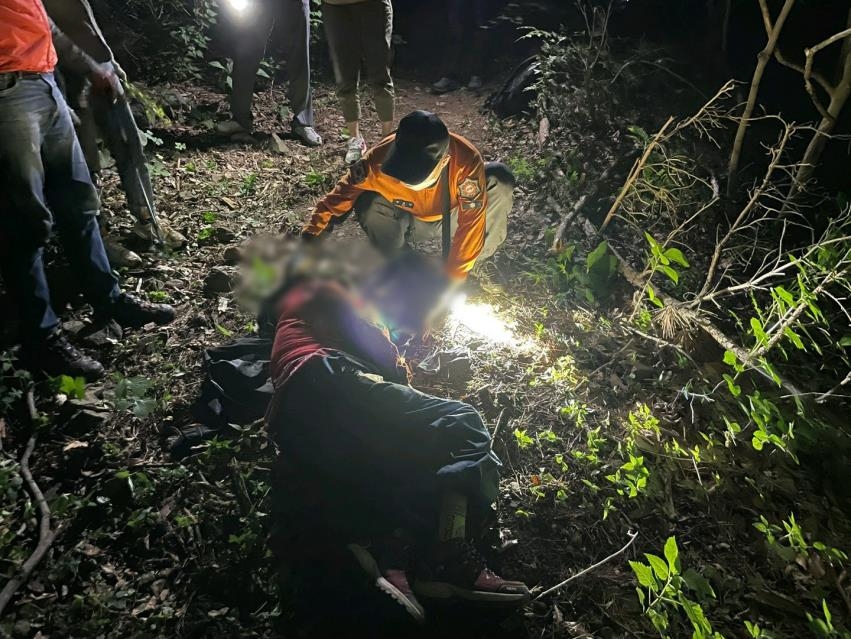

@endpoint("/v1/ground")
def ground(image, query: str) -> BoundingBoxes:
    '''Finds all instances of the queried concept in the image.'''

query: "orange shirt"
[0,0,57,73]
[304,133,488,278]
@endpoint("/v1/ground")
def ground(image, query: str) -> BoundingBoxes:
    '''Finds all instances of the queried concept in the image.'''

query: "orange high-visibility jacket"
[0,0,57,73]
[304,133,488,278]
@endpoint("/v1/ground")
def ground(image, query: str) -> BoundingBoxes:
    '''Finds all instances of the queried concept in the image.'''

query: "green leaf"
[750,317,768,344]
[664,536,679,572]
[57,375,86,400]
[659,264,679,284]
[646,553,669,580]
[723,373,741,397]
[215,323,233,338]
[586,241,609,271]
[629,560,656,589]
[722,350,738,367]
[783,326,805,350]
[647,285,664,308]
[663,247,690,268]
[774,286,795,306]
[839,336,851,347]
[682,567,716,600]
[644,232,660,252]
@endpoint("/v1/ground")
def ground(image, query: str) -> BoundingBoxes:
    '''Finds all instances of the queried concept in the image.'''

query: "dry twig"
[535,530,639,600]
[0,389,56,619]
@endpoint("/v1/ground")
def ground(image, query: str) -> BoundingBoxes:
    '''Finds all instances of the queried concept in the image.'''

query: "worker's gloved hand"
[89,63,123,103]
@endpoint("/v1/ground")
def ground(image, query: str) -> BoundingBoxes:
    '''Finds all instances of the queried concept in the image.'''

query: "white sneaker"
[345,136,366,164]
[293,125,322,147]
[432,77,459,94]
[467,75,483,90]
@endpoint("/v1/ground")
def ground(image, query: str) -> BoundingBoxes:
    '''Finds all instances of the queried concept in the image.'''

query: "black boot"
[22,330,105,381]
[101,293,176,329]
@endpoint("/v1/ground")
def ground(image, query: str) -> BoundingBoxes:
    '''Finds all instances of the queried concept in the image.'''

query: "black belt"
[0,71,43,91]
[0,71,43,79]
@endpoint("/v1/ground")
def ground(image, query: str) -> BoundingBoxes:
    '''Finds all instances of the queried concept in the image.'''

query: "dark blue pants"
[0,73,119,341]
[269,353,501,538]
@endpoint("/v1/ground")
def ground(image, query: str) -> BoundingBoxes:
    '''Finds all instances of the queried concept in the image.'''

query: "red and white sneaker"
[414,539,530,604]
[347,542,426,623]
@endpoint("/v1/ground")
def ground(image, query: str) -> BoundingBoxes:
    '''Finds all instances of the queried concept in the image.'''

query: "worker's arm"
[44,0,113,63]
[50,20,121,100]
[302,163,368,237]
[447,154,488,279]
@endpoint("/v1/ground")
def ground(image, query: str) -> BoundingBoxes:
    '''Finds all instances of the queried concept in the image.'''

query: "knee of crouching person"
[484,161,516,191]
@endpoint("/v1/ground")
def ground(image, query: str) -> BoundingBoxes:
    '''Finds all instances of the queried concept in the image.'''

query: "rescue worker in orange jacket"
[303,110,514,280]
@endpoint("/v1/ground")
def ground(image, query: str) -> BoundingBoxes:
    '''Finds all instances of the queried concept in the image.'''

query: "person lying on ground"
[322,0,395,164]
[264,262,530,622]
[44,0,187,268]
[0,0,176,380]
[302,110,515,281]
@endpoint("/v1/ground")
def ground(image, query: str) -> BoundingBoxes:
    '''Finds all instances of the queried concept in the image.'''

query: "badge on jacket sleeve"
[459,177,482,200]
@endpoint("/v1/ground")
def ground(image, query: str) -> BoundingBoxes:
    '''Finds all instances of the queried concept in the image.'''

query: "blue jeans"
[0,73,119,341]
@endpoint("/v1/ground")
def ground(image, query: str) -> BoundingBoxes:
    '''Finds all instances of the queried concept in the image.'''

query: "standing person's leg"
[0,74,105,378]
[92,92,186,251]
[433,0,466,93]
[465,0,491,89]
[322,2,364,162]
[362,0,395,137]
[280,0,322,146]
[40,76,120,313]
[223,4,275,133]
[0,77,61,343]
[39,75,175,334]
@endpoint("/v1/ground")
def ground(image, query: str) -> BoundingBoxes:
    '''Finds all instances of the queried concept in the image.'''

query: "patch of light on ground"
[448,295,532,348]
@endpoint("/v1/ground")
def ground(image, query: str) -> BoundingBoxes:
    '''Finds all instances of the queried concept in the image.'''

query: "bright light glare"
[449,295,519,346]
[226,0,250,13]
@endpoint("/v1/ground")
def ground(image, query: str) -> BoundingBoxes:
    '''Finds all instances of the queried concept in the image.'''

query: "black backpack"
[484,55,540,118]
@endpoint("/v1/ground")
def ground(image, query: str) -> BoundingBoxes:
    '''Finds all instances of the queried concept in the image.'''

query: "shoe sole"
[413,580,530,605]
[347,544,426,624]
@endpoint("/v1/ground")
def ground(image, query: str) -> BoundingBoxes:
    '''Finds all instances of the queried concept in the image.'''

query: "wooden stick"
[535,530,639,600]
[0,390,56,618]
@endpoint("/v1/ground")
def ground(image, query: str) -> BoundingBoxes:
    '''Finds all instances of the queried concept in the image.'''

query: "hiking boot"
[467,75,484,90]
[414,539,530,604]
[348,542,426,623]
[216,119,256,143]
[345,136,366,164]
[100,293,175,329]
[22,330,105,380]
[432,77,459,94]
[216,119,249,136]
[132,219,187,249]
[293,124,322,147]
[103,237,143,268]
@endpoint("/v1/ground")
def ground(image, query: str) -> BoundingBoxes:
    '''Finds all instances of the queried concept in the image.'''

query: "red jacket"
[0,0,57,73]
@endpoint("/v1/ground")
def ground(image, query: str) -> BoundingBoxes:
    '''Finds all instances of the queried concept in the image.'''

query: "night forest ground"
[2,38,851,639]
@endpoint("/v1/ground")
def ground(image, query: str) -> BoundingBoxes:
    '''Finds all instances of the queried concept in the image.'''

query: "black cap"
[381,111,450,185]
